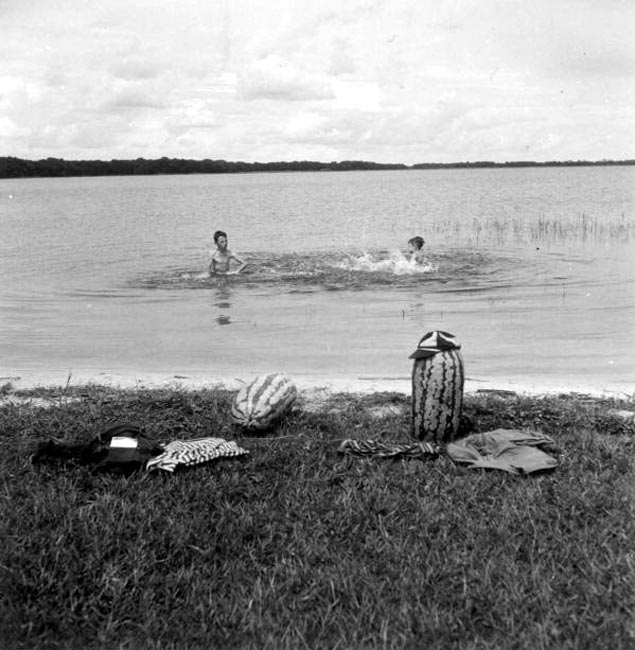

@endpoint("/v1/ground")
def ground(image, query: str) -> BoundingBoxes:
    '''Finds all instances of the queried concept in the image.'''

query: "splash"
[131,249,455,293]
[335,250,438,275]
[180,271,209,281]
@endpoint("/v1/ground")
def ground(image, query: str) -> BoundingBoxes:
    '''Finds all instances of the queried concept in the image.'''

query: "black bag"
[32,422,164,473]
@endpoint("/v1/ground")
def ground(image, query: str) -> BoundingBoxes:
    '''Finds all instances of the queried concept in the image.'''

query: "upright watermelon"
[231,373,297,431]
[409,331,464,444]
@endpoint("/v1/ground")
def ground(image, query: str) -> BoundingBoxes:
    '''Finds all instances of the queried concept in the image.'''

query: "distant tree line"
[0,157,407,178]
[410,159,635,169]
[0,155,632,179]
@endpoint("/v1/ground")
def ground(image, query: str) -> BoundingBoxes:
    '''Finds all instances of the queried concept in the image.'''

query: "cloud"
[103,83,171,111]
[1,0,633,162]
[332,80,381,111]
[238,55,335,102]
[560,48,635,80]
[197,73,238,95]
[282,112,353,144]
[0,115,30,138]
[327,35,357,76]
[109,58,163,81]
[165,100,219,137]
[0,75,43,109]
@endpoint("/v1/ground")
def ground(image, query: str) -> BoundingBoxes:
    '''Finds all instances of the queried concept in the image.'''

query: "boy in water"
[209,230,247,275]
[407,236,426,263]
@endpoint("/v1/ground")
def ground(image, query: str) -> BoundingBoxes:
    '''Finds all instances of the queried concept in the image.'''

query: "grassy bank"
[1,385,634,650]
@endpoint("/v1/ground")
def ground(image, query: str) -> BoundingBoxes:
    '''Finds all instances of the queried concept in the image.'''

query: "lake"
[1,166,633,396]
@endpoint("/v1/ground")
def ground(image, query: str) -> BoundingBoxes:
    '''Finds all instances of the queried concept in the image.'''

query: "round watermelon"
[231,373,297,431]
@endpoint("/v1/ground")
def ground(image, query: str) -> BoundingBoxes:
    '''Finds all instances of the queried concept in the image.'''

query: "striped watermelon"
[231,373,297,431]
[409,331,464,444]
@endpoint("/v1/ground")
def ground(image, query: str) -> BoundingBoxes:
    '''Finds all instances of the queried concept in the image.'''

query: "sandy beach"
[3,368,632,401]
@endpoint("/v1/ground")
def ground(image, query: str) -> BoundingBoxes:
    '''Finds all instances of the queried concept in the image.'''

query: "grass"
[1,385,634,650]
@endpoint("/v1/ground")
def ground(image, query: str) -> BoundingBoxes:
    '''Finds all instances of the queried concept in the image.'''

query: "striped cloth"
[146,437,249,473]
[337,439,441,460]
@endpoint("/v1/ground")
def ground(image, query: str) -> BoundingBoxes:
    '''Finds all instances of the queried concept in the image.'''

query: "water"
[1,167,633,396]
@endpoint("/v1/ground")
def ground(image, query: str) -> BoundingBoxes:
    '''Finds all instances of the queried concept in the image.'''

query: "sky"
[1,0,634,164]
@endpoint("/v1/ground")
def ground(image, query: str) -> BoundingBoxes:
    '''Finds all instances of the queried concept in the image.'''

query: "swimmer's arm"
[229,253,247,275]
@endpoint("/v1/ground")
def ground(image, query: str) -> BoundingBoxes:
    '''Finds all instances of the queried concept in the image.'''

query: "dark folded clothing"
[32,422,164,473]
[446,429,559,474]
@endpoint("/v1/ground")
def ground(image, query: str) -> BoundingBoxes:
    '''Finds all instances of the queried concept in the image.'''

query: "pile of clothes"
[33,422,559,476]
[31,422,249,474]
[338,428,559,475]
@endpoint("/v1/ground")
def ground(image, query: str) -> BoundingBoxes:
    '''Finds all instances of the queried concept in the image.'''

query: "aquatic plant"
[432,212,634,247]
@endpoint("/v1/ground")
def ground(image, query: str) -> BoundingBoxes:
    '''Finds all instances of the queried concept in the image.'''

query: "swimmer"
[209,230,247,276]
[407,236,426,263]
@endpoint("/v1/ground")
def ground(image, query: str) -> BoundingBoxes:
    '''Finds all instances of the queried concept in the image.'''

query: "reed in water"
[432,212,634,246]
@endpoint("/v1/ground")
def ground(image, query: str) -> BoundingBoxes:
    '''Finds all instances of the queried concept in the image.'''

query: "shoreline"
[2,369,633,400]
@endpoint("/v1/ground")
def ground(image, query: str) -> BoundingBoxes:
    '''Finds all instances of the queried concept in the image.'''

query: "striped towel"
[146,438,249,472]
[337,439,441,460]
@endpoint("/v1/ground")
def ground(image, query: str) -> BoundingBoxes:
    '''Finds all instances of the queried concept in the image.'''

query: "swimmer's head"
[213,230,227,244]
[408,236,425,251]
